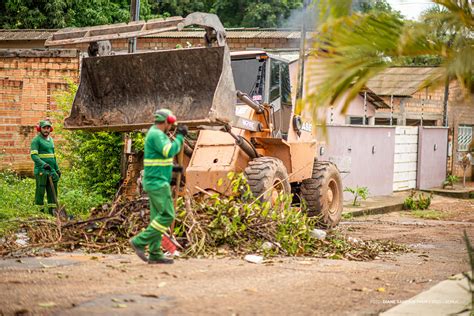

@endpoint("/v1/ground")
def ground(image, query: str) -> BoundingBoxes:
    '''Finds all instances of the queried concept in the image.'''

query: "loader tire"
[300,160,343,228]
[244,157,291,203]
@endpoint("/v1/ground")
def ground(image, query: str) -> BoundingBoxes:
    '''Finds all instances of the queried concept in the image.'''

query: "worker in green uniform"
[130,109,188,264]
[30,119,61,215]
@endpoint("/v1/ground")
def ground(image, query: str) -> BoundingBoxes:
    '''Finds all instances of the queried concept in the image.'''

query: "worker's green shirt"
[143,125,183,192]
[30,134,59,175]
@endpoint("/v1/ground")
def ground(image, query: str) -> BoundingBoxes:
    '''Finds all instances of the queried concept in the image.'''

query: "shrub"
[403,190,432,211]
[51,82,145,198]
[344,186,369,206]
[443,174,459,189]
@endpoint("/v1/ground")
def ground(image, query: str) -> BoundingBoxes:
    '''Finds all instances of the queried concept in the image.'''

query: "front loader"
[46,13,344,227]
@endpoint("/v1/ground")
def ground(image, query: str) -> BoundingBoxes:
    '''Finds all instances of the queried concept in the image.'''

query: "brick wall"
[55,37,299,52]
[0,49,79,175]
[0,35,296,175]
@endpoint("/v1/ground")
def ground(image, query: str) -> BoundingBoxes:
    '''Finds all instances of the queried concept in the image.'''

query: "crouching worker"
[30,119,61,215]
[130,109,188,264]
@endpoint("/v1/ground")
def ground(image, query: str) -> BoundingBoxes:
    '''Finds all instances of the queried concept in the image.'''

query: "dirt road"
[0,195,472,315]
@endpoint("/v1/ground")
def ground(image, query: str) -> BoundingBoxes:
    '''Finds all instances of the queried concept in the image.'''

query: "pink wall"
[318,126,396,200]
[326,94,376,125]
[416,127,448,189]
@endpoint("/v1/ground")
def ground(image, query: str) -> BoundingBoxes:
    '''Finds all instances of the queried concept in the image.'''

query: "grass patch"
[409,209,446,220]
[0,170,107,236]
[341,212,354,220]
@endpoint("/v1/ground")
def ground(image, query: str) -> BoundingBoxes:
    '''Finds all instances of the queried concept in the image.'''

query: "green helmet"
[154,109,176,123]
[39,120,52,127]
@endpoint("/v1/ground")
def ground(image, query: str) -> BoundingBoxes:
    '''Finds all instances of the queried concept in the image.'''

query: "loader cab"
[230,51,293,139]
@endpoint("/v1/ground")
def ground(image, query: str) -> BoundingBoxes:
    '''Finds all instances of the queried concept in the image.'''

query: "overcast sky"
[386,0,436,20]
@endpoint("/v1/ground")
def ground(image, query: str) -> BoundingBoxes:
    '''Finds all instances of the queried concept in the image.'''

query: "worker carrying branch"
[130,109,188,264]
[30,119,61,215]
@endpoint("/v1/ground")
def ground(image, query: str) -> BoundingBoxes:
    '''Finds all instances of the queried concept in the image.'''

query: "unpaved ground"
[0,196,473,316]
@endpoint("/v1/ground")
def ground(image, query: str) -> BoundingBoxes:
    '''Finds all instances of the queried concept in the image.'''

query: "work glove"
[43,164,52,171]
[172,165,183,173]
[176,124,188,137]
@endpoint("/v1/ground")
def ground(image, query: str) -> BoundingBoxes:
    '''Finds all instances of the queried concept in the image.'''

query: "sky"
[386,0,436,20]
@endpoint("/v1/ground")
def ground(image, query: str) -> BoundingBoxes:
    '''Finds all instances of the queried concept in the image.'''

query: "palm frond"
[304,0,473,119]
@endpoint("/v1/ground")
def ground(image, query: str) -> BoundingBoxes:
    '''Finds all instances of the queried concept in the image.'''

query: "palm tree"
[303,0,473,117]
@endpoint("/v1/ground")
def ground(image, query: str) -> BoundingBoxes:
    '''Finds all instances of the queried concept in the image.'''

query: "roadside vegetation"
[0,173,408,260]
[0,84,126,236]
[0,170,106,236]
[403,191,448,220]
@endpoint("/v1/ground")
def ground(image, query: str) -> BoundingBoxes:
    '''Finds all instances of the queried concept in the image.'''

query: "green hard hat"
[154,109,174,122]
[39,120,52,127]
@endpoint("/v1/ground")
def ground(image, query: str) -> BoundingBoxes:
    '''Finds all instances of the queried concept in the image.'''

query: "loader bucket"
[65,46,236,131]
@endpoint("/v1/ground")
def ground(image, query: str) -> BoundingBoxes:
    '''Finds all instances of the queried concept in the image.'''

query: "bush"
[52,82,145,198]
[403,190,432,211]
[443,174,459,189]
[344,186,369,206]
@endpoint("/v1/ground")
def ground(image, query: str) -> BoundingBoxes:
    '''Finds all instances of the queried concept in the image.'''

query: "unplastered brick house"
[367,67,474,179]
[0,49,79,174]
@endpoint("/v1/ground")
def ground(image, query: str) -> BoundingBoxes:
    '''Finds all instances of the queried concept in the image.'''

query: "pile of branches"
[0,198,150,256]
[0,174,408,260]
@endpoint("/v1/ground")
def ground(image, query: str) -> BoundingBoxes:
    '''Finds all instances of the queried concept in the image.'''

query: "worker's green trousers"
[35,173,58,215]
[132,184,175,260]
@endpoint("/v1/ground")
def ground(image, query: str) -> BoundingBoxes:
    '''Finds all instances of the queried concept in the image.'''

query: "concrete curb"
[343,203,404,217]
[343,193,408,218]
[421,188,474,199]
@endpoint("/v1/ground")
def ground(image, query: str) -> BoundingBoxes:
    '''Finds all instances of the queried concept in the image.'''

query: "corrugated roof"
[0,28,309,41]
[145,29,307,39]
[367,67,443,96]
[0,29,57,40]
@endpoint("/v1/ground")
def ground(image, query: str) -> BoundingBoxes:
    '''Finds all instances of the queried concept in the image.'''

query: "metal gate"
[394,126,419,191]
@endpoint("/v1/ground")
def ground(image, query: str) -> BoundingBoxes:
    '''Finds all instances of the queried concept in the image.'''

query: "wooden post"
[363,91,367,126]
[390,95,393,126]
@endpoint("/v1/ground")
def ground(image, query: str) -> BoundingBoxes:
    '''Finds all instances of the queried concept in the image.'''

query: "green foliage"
[174,172,318,256]
[0,170,105,236]
[0,0,305,29]
[443,174,459,188]
[174,172,406,259]
[0,0,164,29]
[51,83,123,198]
[344,186,369,206]
[403,191,432,210]
[357,0,403,19]
[211,0,303,28]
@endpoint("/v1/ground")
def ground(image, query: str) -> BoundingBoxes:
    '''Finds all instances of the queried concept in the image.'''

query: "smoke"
[279,0,319,29]
[279,0,376,29]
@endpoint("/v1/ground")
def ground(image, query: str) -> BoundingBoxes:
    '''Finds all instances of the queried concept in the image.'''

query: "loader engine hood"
[65,46,236,131]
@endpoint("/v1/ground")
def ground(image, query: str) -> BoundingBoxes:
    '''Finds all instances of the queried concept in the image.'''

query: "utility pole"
[128,0,141,53]
[295,0,311,109]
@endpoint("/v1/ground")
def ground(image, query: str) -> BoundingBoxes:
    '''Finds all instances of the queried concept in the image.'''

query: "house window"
[348,116,369,125]
[375,118,398,126]
[458,125,473,151]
